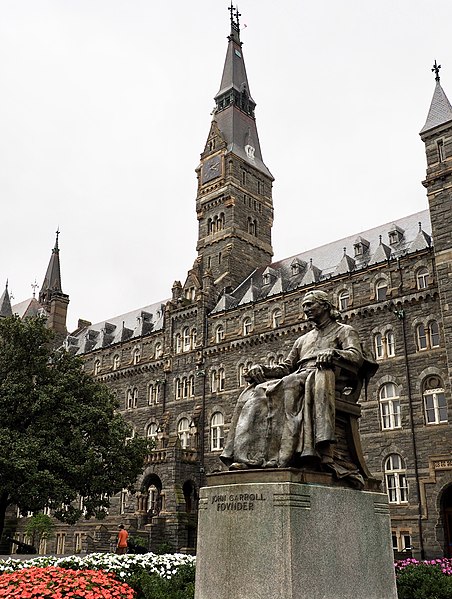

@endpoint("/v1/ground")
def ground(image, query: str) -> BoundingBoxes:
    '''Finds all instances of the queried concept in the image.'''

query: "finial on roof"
[419,221,422,232]
[343,247,346,256]
[379,235,382,244]
[55,227,60,251]
[432,60,441,83]
[228,2,241,41]
[31,279,39,299]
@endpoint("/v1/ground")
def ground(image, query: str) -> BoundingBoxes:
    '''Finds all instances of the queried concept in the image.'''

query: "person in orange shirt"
[116,524,128,555]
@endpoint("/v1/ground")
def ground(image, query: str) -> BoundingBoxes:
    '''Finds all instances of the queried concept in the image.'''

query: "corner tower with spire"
[39,229,70,336]
[420,61,452,390]
[195,4,274,292]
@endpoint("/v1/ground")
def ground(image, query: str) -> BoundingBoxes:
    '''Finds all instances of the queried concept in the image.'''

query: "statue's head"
[301,290,341,321]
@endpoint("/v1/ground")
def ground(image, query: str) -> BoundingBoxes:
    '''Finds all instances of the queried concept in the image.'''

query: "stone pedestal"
[194,470,397,599]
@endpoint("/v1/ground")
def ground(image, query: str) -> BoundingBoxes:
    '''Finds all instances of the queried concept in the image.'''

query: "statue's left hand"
[244,364,266,384]
[316,349,337,367]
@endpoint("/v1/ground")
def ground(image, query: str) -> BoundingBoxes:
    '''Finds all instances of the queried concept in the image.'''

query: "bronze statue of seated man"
[220,290,377,485]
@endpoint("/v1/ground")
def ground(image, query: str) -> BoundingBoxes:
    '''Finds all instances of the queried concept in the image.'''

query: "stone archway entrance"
[441,485,452,557]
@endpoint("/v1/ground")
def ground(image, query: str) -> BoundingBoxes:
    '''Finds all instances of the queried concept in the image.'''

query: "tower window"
[437,139,445,162]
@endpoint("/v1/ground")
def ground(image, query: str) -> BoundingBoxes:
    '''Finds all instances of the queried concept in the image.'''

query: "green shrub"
[396,563,452,599]
[129,563,195,599]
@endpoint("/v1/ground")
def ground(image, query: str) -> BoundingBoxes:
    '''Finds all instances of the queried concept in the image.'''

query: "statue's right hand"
[244,364,266,384]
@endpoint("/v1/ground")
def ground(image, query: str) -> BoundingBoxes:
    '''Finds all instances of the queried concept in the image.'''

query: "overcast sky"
[1,0,451,332]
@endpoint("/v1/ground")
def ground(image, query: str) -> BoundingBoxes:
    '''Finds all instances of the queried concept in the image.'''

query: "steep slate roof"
[0,283,13,318]
[40,232,63,297]
[68,299,168,355]
[212,11,272,179]
[212,209,432,312]
[12,297,44,319]
[420,80,452,134]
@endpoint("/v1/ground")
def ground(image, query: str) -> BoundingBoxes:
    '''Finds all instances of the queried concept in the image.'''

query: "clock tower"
[195,5,274,292]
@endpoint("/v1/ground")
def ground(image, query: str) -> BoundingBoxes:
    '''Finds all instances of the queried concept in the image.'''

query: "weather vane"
[432,60,441,82]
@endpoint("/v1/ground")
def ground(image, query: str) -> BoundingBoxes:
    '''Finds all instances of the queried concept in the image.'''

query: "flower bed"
[395,557,452,599]
[0,566,135,598]
[0,553,196,599]
[0,552,195,581]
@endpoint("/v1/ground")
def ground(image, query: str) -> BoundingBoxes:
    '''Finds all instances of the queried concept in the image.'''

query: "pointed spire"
[0,280,13,318]
[39,228,63,306]
[420,61,452,135]
[212,5,272,178]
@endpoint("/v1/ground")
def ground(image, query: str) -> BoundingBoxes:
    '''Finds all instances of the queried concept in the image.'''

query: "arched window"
[385,454,408,504]
[215,324,225,343]
[218,368,225,392]
[113,354,120,371]
[211,370,218,393]
[268,356,276,367]
[126,388,137,409]
[211,412,225,451]
[386,331,395,357]
[149,383,160,405]
[207,218,213,234]
[338,290,350,311]
[416,324,427,351]
[374,333,383,360]
[178,418,190,449]
[175,378,182,400]
[376,279,388,301]
[416,267,429,290]
[182,377,189,399]
[147,422,158,441]
[243,317,252,336]
[189,375,195,397]
[133,347,141,365]
[429,321,440,348]
[375,331,395,360]
[191,328,197,349]
[183,327,191,352]
[379,383,401,430]
[423,376,447,424]
[154,342,163,359]
[272,309,282,329]
[94,359,101,375]
[175,334,182,354]
[238,361,253,387]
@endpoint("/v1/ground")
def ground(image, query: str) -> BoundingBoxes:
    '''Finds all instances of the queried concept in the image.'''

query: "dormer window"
[262,273,271,285]
[290,259,305,276]
[353,237,370,257]
[388,225,404,246]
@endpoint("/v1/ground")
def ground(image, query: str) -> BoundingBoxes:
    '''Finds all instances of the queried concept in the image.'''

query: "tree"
[24,513,55,549]
[0,315,148,539]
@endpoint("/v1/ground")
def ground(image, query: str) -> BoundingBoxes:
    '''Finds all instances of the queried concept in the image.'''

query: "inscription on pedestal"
[211,492,267,512]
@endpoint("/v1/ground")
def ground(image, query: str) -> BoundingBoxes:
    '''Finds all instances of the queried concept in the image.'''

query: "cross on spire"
[432,59,441,82]
[31,279,39,299]
[228,2,241,36]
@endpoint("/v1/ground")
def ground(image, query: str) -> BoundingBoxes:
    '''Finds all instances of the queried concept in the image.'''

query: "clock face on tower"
[201,155,222,184]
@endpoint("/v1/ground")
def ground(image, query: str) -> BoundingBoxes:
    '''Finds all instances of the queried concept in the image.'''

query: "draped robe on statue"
[220,319,364,469]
